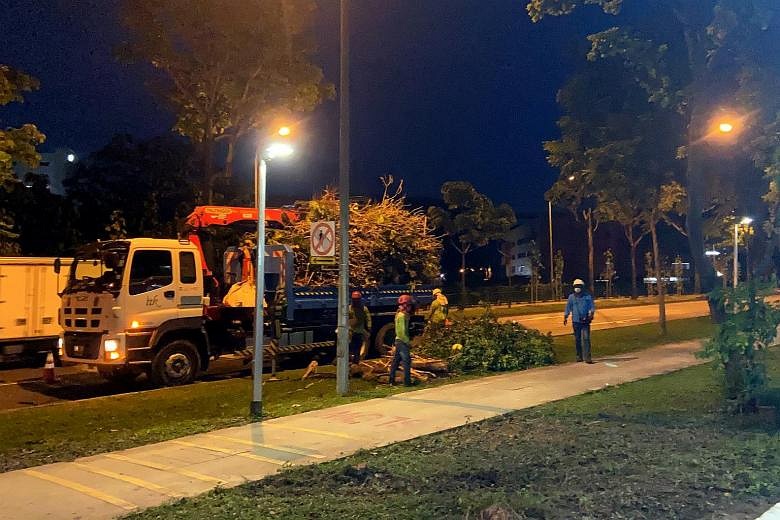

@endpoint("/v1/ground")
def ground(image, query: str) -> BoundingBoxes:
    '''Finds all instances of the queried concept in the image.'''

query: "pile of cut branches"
[350,354,449,384]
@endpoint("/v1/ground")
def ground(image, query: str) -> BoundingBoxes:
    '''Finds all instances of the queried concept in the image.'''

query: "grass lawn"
[0,316,713,475]
[457,293,702,319]
[125,349,780,520]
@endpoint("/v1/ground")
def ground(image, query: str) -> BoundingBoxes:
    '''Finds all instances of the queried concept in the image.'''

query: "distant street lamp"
[733,216,753,288]
[251,128,295,418]
[718,122,734,133]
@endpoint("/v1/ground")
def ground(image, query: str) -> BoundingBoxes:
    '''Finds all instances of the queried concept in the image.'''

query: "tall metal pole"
[548,201,553,284]
[336,0,350,395]
[733,223,738,289]
[251,155,267,416]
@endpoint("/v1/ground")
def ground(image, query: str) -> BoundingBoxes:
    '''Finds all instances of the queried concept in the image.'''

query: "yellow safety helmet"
[432,288,442,296]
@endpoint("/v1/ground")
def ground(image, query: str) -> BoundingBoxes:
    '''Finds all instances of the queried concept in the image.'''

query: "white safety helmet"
[573,279,585,287]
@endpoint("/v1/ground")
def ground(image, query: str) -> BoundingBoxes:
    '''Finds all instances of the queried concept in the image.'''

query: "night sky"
[2,0,616,211]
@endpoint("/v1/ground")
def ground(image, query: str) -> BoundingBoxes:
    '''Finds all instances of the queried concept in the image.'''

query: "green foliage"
[699,281,780,412]
[417,313,555,372]
[0,65,45,186]
[428,181,516,290]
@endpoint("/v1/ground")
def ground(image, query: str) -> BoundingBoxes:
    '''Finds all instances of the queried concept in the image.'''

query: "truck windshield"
[65,242,129,296]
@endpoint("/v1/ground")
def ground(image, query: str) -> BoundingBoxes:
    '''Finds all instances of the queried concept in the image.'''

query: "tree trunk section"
[460,250,467,294]
[650,221,667,335]
[630,239,638,300]
[224,134,239,180]
[586,210,595,295]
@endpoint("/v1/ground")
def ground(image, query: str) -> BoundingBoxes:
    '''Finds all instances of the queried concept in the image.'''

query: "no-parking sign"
[310,221,336,259]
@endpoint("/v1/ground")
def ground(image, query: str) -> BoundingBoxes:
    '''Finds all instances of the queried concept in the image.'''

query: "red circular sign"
[311,222,334,256]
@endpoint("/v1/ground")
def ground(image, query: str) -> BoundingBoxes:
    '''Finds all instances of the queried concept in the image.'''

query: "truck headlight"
[104,339,119,352]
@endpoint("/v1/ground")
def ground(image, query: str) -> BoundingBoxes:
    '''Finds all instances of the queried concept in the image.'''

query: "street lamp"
[718,122,734,133]
[251,131,294,418]
[733,216,753,288]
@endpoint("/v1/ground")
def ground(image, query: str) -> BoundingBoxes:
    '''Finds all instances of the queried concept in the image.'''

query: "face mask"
[574,287,582,293]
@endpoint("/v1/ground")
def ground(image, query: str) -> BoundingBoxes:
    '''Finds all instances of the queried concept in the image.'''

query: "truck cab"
[60,239,209,385]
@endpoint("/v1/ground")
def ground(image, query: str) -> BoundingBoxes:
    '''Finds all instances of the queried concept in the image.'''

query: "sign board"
[310,256,336,265]
[310,221,336,257]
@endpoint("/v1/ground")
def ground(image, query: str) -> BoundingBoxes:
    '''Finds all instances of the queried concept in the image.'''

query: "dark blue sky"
[2,0,613,211]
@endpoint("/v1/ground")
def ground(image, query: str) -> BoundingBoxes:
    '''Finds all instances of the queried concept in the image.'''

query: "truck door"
[176,250,203,319]
[125,249,178,329]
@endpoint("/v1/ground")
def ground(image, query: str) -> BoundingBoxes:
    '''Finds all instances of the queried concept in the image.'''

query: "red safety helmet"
[351,290,362,300]
[398,294,413,305]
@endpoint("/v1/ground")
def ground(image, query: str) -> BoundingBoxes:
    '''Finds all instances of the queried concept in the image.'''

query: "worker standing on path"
[390,294,413,386]
[348,291,372,364]
[427,288,449,327]
[564,278,596,363]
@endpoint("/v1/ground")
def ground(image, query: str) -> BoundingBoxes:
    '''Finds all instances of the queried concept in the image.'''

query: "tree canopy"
[119,0,333,202]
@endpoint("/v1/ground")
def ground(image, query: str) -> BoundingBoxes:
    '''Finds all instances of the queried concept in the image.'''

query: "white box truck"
[0,257,71,362]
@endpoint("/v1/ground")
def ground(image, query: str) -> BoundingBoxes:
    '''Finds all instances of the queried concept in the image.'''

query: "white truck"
[58,221,432,386]
[0,257,71,362]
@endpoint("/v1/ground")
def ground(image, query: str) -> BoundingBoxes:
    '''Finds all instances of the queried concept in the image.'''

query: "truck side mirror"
[53,257,62,274]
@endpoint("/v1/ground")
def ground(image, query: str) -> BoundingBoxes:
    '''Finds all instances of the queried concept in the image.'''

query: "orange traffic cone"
[42,352,57,384]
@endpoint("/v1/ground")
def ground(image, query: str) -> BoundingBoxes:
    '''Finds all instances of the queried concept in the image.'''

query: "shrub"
[416,312,555,372]
[698,282,780,413]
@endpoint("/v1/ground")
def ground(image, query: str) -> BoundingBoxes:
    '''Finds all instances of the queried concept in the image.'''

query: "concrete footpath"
[1,340,709,520]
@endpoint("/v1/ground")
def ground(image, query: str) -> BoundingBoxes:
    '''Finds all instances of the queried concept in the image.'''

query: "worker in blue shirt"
[564,278,596,363]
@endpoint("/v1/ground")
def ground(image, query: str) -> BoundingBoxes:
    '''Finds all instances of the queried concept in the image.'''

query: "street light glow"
[718,122,734,133]
[266,142,294,160]
[740,216,753,225]
[66,153,76,162]
[567,175,575,181]
[278,126,291,137]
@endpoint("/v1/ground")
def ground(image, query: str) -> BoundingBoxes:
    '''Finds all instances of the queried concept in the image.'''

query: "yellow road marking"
[104,453,225,485]
[169,440,285,465]
[23,469,137,511]
[204,433,326,459]
[262,422,363,441]
[72,463,183,498]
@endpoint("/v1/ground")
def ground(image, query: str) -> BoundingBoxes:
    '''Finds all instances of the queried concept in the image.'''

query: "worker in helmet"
[427,288,449,328]
[390,294,414,386]
[348,291,372,364]
[564,278,596,363]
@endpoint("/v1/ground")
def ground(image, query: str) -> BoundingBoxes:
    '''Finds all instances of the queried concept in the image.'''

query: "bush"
[698,282,780,413]
[416,312,555,372]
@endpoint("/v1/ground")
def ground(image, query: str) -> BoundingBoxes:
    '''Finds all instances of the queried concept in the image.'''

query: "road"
[0,298,713,412]
[503,298,711,335]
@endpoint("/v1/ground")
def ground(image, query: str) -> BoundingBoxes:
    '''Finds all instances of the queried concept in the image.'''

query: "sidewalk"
[1,340,706,520]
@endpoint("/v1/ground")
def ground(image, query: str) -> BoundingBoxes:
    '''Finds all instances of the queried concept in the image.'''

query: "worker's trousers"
[390,340,412,386]
[573,322,592,362]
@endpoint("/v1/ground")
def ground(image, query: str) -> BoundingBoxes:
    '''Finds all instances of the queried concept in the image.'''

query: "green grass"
[457,293,702,319]
[0,316,714,475]
[553,315,716,362]
[125,350,780,520]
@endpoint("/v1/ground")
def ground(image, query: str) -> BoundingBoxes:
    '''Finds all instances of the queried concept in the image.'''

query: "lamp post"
[250,134,294,418]
[548,201,553,285]
[733,216,753,289]
[336,0,351,396]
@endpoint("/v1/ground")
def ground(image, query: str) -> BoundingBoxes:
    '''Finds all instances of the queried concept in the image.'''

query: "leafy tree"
[0,65,45,186]
[119,0,332,203]
[428,181,517,292]
[526,0,780,297]
[65,135,198,241]
[270,177,441,287]
[552,249,564,300]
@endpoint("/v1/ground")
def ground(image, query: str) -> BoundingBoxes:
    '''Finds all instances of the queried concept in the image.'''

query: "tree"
[526,0,780,299]
[65,135,198,242]
[602,248,616,298]
[120,0,333,203]
[270,177,441,287]
[0,65,45,186]
[0,65,46,252]
[428,181,517,292]
[553,249,564,300]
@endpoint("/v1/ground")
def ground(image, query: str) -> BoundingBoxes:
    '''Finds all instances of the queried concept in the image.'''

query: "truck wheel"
[98,367,139,385]
[151,340,200,386]
[374,323,396,357]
